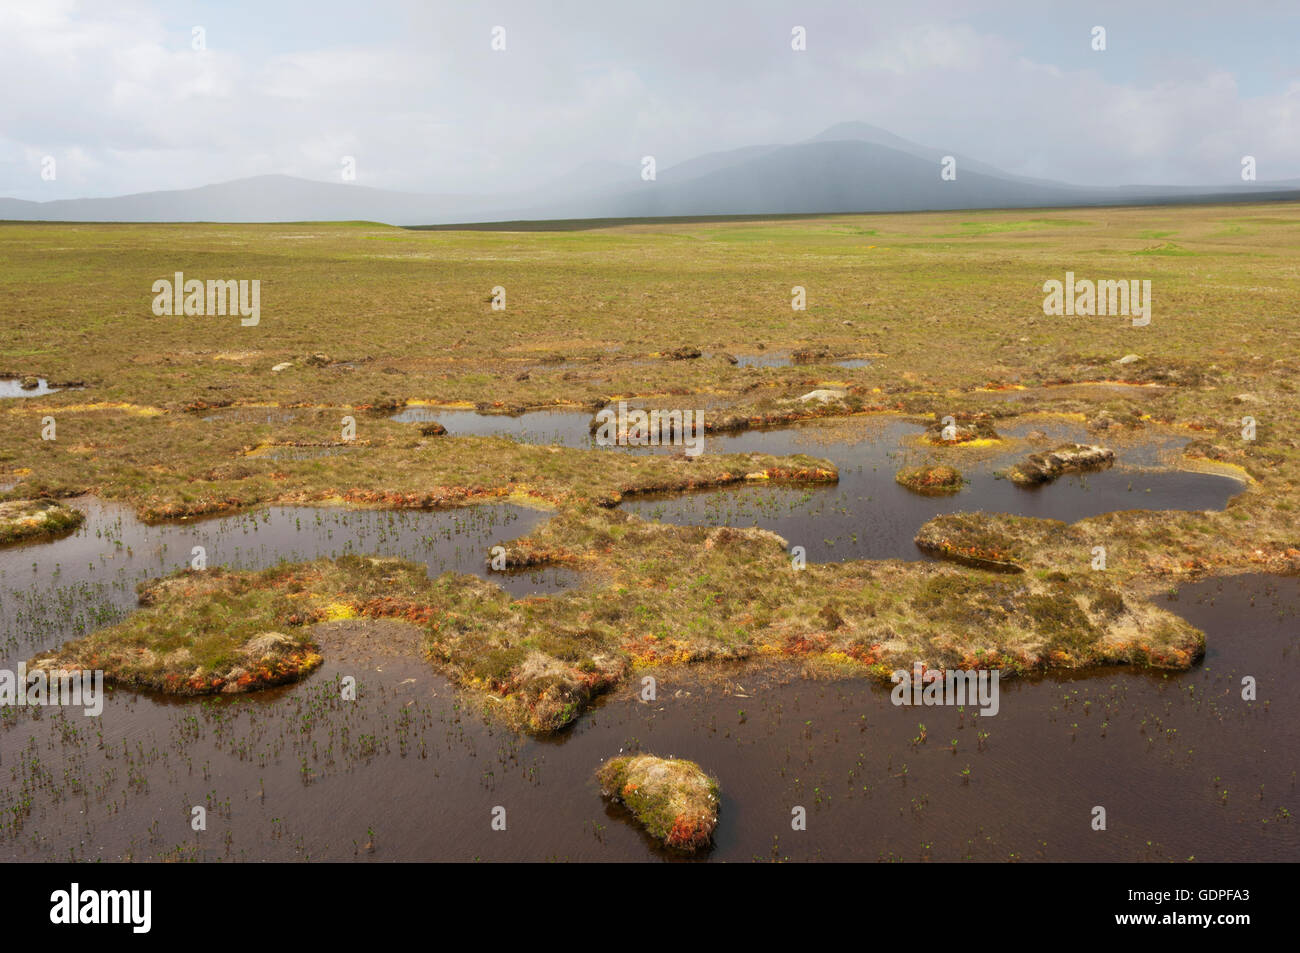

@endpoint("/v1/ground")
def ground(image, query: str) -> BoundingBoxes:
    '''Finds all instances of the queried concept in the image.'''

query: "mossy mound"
[28,568,322,694]
[26,553,626,732]
[1007,443,1114,486]
[895,464,964,494]
[596,754,720,851]
[29,504,1213,732]
[0,499,85,545]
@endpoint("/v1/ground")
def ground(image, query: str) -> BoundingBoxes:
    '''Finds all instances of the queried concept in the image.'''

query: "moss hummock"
[27,568,322,694]
[0,499,85,545]
[596,754,720,851]
[896,464,964,494]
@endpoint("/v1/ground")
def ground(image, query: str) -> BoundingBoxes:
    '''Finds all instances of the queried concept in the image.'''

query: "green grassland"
[5,203,1300,730]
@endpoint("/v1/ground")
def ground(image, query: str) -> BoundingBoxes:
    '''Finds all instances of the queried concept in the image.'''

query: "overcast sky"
[2,0,1298,201]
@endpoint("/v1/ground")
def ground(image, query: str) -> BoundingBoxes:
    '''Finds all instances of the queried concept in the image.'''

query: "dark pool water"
[390,405,713,455]
[622,417,1245,563]
[0,414,1266,863]
[1,573,1293,862]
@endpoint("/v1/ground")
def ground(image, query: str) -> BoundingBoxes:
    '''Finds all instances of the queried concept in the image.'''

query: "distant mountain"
[0,174,491,225]
[2,124,1296,226]
[527,140,1099,219]
[805,121,1073,187]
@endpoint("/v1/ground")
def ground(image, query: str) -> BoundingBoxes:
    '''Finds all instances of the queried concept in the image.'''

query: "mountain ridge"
[3,124,1295,225]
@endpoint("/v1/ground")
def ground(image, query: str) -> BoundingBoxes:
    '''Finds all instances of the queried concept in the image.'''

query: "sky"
[2,0,1298,202]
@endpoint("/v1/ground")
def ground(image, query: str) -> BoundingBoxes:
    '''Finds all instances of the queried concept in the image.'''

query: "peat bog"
[2,204,1297,861]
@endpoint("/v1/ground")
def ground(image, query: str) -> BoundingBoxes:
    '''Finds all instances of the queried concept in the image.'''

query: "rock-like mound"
[1007,444,1114,487]
[665,346,701,360]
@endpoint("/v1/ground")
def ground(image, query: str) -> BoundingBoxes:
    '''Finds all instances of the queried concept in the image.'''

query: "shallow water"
[0,378,62,398]
[0,498,572,662]
[0,413,1268,862]
[727,352,868,369]
[734,352,792,368]
[622,417,1244,563]
[391,407,595,447]
[1,572,1293,861]
[316,408,1239,566]
[390,405,713,454]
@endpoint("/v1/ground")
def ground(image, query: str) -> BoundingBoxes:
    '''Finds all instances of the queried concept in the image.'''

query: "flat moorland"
[4,203,1298,730]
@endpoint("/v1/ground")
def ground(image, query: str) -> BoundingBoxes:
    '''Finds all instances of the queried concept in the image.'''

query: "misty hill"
[2,123,1295,226]
[0,175,495,226]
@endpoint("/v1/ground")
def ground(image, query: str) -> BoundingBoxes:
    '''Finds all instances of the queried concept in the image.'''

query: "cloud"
[1,0,1296,201]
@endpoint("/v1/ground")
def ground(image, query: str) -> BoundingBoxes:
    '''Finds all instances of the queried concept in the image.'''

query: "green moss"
[473,647,527,684]
[1088,589,1127,620]
[1025,592,1098,653]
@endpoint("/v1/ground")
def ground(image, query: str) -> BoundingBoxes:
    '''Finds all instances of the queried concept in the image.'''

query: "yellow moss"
[323,602,358,621]
[1178,457,1255,484]
[926,436,1002,449]
[505,488,557,509]
[9,402,164,416]
[1014,411,1089,423]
